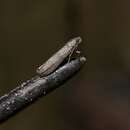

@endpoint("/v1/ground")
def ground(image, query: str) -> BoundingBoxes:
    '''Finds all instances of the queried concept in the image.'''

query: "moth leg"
[68,44,78,63]
[76,50,81,55]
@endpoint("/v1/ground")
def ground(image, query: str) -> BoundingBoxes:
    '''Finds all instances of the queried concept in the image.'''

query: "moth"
[36,37,82,76]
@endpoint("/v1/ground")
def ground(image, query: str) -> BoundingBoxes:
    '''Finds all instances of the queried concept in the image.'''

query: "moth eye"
[75,36,82,43]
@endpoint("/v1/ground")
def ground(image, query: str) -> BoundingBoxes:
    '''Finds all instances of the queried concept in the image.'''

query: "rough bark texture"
[0,57,86,123]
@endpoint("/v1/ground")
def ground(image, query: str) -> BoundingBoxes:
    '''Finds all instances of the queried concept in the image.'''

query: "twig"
[0,57,86,123]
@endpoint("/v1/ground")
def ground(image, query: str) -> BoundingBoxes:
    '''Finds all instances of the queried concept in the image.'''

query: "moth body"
[36,37,82,76]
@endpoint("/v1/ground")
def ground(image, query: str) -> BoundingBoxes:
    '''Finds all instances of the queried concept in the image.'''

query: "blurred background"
[0,0,130,129]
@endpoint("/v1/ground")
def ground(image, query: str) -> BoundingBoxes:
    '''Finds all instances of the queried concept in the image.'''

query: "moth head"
[68,36,82,47]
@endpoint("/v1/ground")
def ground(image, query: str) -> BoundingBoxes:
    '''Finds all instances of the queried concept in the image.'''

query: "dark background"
[0,0,130,129]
